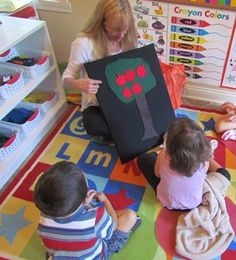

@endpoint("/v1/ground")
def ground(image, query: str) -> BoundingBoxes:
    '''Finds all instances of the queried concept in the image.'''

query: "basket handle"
[28,109,39,121]
[2,134,16,147]
[7,73,21,84]
[47,91,56,101]
[37,56,48,65]
[0,49,11,57]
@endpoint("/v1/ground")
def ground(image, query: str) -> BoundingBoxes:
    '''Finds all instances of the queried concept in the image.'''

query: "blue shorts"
[106,230,129,256]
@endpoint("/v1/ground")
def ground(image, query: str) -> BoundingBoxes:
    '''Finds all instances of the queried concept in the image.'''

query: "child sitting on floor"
[137,117,231,210]
[215,102,236,140]
[34,161,141,259]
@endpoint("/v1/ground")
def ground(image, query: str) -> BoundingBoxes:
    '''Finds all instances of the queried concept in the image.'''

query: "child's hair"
[34,161,88,218]
[166,117,211,177]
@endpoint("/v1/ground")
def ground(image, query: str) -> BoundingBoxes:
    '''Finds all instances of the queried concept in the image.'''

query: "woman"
[62,0,137,140]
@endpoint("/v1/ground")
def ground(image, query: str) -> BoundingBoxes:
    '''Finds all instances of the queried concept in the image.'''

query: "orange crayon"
[170,41,206,51]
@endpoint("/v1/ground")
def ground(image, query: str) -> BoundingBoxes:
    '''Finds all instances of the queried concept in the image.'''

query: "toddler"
[34,161,141,259]
[137,117,230,210]
[215,102,236,140]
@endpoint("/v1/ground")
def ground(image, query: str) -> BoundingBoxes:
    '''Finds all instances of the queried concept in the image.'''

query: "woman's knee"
[136,152,157,172]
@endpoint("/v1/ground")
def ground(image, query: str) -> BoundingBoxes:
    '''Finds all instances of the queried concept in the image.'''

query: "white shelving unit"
[0,16,68,189]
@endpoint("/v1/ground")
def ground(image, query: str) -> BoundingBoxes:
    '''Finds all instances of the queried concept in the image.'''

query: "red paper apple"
[136,64,147,77]
[116,74,127,86]
[125,70,136,81]
[132,82,142,94]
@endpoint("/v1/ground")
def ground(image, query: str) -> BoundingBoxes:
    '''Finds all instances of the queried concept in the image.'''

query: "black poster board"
[85,44,175,163]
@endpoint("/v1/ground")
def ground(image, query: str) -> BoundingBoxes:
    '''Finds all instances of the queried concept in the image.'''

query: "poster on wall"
[129,0,169,61]
[185,0,236,8]
[167,4,235,86]
[221,21,236,89]
[130,1,236,87]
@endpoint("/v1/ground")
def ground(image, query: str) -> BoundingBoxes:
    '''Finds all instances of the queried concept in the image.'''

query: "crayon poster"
[221,22,236,89]
[129,0,169,61]
[186,0,236,8]
[168,4,235,85]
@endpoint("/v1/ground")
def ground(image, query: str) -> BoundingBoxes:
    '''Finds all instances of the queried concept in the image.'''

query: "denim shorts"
[106,229,129,256]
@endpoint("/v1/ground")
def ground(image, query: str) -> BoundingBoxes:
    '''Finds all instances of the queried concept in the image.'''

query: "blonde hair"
[81,0,136,59]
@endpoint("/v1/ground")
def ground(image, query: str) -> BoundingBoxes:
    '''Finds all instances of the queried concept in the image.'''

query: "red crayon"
[171,16,210,28]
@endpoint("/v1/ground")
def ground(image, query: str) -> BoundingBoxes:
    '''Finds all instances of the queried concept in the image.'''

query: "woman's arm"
[62,37,102,93]
[63,77,102,94]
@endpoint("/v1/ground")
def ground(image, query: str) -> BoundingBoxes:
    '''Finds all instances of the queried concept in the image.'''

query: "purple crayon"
[170,49,205,59]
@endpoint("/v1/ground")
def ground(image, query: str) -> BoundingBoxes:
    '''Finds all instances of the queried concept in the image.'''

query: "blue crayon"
[171,25,209,36]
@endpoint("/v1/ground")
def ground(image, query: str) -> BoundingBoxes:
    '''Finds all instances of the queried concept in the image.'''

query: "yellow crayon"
[170,33,207,44]
[231,0,236,7]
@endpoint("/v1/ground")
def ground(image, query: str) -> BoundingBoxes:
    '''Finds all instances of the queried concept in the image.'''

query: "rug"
[0,105,235,260]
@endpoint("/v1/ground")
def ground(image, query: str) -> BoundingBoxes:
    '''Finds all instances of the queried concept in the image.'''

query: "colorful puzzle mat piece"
[0,107,235,260]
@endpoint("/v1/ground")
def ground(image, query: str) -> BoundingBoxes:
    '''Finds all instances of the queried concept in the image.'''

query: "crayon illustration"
[169,56,204,65]
[170,49,205,59]
[170,41,206,51]
[171,16,210,28]
[170,33,207,44]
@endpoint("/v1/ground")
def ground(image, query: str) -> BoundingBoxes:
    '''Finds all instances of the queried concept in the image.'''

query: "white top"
[62,36,121,110]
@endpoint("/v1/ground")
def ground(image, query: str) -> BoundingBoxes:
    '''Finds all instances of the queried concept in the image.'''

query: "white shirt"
[62,36,121,111]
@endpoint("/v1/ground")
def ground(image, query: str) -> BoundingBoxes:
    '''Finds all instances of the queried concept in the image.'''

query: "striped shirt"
[37,204,115,259]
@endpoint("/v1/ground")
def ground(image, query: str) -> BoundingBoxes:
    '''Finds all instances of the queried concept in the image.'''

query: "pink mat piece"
[155,198,236,259]
[218,139,236,157]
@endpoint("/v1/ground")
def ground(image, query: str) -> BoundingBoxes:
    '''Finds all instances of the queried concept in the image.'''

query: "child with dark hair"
[137,117,231,210]
[34,161,141,259]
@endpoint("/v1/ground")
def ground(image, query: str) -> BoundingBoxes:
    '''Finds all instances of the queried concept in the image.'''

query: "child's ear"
[84,190,96,204]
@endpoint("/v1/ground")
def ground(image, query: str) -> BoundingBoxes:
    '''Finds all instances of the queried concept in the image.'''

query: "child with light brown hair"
[137,117,231,210]
[215,102,236,140]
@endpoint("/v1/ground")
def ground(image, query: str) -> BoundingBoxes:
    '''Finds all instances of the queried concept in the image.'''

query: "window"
[35,0,72,13]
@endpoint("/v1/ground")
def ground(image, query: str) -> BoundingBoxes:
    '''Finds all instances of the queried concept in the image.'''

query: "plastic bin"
[0,125,21,161]
[0,102,41,135]
[0,47,50,79]
[0,49,17,63]
[22,90,58,114]
[0,62,25,99]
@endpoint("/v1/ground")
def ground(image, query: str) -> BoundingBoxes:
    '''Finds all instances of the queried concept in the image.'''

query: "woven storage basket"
[0,124,21,161]
[0,102,41,136]
[22,90,58,114]
[0,62,25,99]
[0,47,50,79]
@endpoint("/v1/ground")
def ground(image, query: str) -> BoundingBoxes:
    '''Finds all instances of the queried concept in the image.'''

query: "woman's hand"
[78,78,102,94]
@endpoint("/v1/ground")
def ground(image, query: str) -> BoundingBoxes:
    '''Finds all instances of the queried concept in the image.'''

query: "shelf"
[0,99,67,189]
[0,65,57,119]
[0,16,68,190]
[0,16,45,53]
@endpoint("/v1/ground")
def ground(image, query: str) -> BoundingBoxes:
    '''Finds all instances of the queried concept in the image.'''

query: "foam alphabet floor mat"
[0,106,235,259]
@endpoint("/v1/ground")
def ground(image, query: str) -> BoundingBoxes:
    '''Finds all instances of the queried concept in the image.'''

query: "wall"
[131,0,236,107]
[37,0,99,63]
[37,0,236,107]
